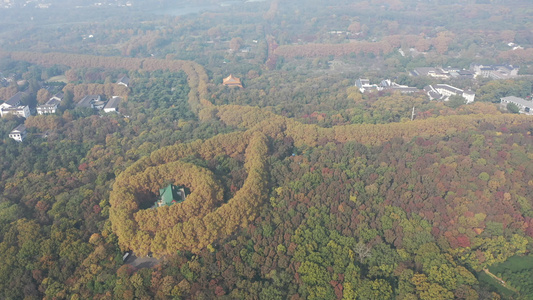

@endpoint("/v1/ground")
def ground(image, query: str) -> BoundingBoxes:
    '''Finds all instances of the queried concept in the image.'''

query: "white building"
[412,67,451,79]
[424,84,475,103]
[1,92,30,118]
[37,92,64,115]
[501,96,533,115]
[9,124,27,142]
[117,76,130,87]
[1,105,31,118]
[411,67,474,79]
[103,96,121,113]
[379,79,419,94]
[471,64,519,79]
[76,95,101,109]
[37,101,60,114]
[355,78,378,93]
[356,78,418,94]
[0,91,24,109]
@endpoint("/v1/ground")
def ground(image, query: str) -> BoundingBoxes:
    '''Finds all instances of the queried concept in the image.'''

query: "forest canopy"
[1,0,533,299]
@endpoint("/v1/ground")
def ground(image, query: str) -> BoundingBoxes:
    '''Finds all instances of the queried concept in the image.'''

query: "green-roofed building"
[155,184,185,207]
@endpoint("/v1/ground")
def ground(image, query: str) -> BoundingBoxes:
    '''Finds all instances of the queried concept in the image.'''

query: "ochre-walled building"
[222,74,243,88]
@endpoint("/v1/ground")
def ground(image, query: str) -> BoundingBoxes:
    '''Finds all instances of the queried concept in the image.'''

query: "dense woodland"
[1,0,533,299]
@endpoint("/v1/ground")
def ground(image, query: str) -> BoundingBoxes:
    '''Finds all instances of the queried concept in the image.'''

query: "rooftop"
[435,84,463,94]
[51,92,64,100]
[77,95,100,108]
[413,67,437,76]
[388,86,419,93]
[11,124,26,133]
[4,92,25,107]
[104,96,121,110]
[2,105,28,111]
[157,184,185,207]
[223,74,243,88]
[44,98,61,106]
[117,76,130,86]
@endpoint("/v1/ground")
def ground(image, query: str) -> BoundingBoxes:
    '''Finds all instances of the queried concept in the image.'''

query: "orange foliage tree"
[110,131,269,255]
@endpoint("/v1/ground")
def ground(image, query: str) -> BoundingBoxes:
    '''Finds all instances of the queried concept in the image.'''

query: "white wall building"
[424,84,475,103]
[355,78,378,93]
[103,96,121,113]
[37,101,60,114]
[1,92,30,118]
[501,96,533,115]
[0,91,25,109]
[356,78,418,94]
[37,91,65,114]
[76,94,101,109]
[9,124,26,142]
[1,105,30,118]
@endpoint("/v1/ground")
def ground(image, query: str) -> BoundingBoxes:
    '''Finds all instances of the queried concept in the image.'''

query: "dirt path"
[483,269,518,293]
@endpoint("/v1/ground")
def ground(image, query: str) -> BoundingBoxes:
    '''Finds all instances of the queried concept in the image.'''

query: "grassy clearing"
[46,75,68,83]
[489,255,533,274]
[485,255,533,299]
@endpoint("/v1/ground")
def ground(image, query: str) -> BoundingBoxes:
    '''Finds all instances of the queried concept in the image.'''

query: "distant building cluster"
[5,92,122,142]
[355,78,418,94]
[411,65,520,80]
[355,78,476,104]
[411,67,474,80]
[3,0,136,9]
[0,0,13,9]
[92,1,133,8]
[1,0,134,9]
[1,0,51,9]
[2,75,129,142]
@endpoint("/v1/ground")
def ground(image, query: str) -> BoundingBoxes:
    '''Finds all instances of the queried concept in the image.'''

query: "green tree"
[445,95,466,108]
[356,279,393,300]
[506,102,520,114]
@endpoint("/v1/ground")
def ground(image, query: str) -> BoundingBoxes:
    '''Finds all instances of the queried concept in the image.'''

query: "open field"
[46,75,67,83]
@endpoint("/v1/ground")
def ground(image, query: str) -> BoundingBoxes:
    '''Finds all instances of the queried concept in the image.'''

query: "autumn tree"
[36,88,52,104]
[230,37,243,52]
